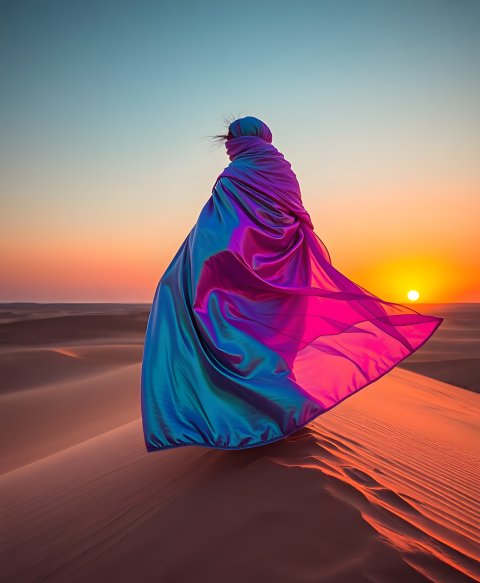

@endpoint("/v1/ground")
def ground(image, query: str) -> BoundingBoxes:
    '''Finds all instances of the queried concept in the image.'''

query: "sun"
[407,290,420,301]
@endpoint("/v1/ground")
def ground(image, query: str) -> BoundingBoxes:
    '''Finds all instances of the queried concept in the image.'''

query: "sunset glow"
[1,2,479,303]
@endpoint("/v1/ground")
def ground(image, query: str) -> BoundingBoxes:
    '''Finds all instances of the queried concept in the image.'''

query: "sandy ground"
[1,303,479,582]
[398,303,480,394]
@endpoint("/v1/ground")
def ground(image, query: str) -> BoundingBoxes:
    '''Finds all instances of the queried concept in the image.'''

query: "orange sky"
[1,1,479,304]
[2,176,478,304]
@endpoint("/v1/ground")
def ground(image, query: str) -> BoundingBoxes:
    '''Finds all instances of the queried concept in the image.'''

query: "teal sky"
[1,0,479,302]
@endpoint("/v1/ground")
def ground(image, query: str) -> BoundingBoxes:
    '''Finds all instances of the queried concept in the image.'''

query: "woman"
[141,116,442,451]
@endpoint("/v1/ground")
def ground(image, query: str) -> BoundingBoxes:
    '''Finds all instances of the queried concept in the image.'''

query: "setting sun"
[407,290,420,301]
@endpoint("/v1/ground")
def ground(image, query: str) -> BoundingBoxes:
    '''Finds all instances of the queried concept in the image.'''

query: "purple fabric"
[141,117,442,451]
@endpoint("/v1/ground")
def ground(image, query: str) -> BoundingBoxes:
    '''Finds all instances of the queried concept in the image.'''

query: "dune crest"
[1,304,479,581]
[1,368,479,583]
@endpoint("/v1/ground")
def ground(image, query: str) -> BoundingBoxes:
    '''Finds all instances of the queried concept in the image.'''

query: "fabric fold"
[141,117,442,451]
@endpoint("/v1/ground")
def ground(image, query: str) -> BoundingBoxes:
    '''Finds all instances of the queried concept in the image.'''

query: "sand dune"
[0,345,144,394]
[0,313,148,348]
[0,303,150,324]
[400,358,480,394]
[0,362,142,474]
[1,304,479,582]
[1,302,478,390]
[0,305,147,474]
[399,303,480,362]
[398,304,480,395]
[1,369,479,582]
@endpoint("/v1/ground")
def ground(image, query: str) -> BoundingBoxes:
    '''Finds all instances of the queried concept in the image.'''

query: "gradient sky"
[1,0,479,303]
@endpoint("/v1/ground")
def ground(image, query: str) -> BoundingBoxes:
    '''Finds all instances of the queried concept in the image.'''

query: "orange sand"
[1,304,479,582]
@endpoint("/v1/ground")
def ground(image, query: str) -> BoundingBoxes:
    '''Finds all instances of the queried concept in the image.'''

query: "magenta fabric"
[141,117,442,451]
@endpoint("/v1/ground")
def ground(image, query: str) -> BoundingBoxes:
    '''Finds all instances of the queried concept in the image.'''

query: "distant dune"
[0,303,479,582]
[0,304,149,475]
[398,303,480,394]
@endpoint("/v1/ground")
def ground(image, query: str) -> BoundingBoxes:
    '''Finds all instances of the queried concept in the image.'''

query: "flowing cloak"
[141,117,442,451]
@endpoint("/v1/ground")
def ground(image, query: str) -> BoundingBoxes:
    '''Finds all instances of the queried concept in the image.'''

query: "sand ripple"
[1,368,479,582]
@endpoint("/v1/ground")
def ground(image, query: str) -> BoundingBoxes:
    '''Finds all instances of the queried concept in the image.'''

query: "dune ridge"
[1,304,479,582]
[1,368,479,582]
[398,303,480,394]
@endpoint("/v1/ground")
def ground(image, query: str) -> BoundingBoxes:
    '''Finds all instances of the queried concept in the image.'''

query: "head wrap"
[229,116,273,143]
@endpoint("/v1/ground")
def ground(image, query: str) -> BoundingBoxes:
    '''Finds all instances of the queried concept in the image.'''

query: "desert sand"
[398,303,480,394]
[1,303,479,582]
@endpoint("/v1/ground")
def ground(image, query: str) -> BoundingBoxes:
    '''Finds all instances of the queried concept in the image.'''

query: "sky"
[1,0,479,303]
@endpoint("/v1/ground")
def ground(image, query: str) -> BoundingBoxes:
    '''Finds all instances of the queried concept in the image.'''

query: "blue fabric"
[141,117,442,452]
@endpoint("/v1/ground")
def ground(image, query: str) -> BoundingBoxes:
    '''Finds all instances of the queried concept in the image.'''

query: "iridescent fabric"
[141,117,442,451]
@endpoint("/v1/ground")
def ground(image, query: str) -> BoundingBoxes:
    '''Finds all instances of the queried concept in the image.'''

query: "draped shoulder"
[141,117,442,451]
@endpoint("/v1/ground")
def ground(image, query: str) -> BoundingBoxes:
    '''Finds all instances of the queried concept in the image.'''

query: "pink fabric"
[141,117,442,451]
[205,135,442,409]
